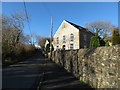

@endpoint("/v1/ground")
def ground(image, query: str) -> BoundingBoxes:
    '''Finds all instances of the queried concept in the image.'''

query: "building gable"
[53,20,94,50]
[54,20,79,38]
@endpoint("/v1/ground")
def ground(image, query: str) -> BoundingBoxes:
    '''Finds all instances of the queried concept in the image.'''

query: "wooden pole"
[50,16,53,59]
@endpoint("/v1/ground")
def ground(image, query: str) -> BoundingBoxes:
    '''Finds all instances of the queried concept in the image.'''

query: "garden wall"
[49,45,120,88]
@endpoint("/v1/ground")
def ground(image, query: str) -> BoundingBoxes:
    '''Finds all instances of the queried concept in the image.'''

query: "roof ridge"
[65,20,86,29]
[64,20,94,35]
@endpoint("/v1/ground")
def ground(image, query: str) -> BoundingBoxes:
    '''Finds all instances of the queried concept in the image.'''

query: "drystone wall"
[49,45,120,88]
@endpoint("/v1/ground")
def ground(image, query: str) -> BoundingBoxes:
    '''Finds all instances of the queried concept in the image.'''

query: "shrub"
[2,42,14,61]
[89,35,100,48]
[25,45,36,55]
[112,28,120,45]
[14,43,26,57]
[79,77,84,82]
[2,43,36,66]
[105,40,110,46]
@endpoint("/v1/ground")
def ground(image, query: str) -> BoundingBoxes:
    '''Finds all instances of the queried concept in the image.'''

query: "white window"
[63,35,66,43]
[70,44,74,49]
[56,37,59,44]
[70,33,74,41]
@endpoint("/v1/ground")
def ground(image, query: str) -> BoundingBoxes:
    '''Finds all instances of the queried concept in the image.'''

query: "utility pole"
[50,16,53,60]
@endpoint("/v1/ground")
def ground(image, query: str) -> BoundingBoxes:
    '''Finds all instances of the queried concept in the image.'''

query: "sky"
[2,2,118,40]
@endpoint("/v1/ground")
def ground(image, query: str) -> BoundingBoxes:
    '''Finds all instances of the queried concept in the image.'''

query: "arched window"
[70,44,74,49]
[56,37,59,44]
[70,33,74,41]
[62,45,65,50]
[63,35,66,43]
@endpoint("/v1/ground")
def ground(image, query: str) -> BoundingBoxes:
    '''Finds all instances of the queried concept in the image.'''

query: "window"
[56,37,59,44]
[70,33,74,41]
[56,46,59,50]
[63,25,65,29]
[62,45,65,50]
[63,35,66,43]
[70,44,74,49]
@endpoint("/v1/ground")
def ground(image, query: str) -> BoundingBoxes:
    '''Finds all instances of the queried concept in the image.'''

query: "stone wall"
[50,45,120,88]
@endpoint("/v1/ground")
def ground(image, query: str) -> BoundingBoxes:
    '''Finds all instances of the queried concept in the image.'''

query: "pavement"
[2,51,94,90]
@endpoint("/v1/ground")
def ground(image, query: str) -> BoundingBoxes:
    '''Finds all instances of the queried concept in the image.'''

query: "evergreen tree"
[89,34,100,48]
[112,28,120,45]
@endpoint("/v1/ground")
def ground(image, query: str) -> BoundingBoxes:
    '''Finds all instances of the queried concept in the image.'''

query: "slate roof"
[65,20,94,35]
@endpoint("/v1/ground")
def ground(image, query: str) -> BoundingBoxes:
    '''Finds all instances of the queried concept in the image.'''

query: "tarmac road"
[2,51,94,90]
[2,52,45,90]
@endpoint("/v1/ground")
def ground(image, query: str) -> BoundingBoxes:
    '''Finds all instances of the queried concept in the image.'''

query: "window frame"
[63,35,66,43]
[70,33,74,42]
[70,44,74,49]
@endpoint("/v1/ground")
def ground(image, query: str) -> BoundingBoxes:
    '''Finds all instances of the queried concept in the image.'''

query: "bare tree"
[21,34,34,45]
[2,11,27,46]
[2,11,38,63]
[2,11,27,60]
[38,37,50,49]
[84,20,114,38]
[11,11,27,44]
[35,35,45,45]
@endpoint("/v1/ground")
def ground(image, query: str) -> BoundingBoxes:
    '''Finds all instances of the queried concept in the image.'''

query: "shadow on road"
[2,51,95,90]
[41,59,95,89]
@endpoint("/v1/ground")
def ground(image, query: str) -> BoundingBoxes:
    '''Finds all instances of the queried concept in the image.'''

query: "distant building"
[53,20,94,51]
[34,44,41,49]
[45,40,50,48]
[44,39,54,52]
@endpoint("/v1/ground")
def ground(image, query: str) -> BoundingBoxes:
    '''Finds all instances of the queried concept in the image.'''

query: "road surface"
[2,52,94,90]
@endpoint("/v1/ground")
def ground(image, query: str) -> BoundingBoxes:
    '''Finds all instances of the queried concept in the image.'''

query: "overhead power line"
[23,1,32,34]
[23,1,33,44]
[41,3,54,38]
